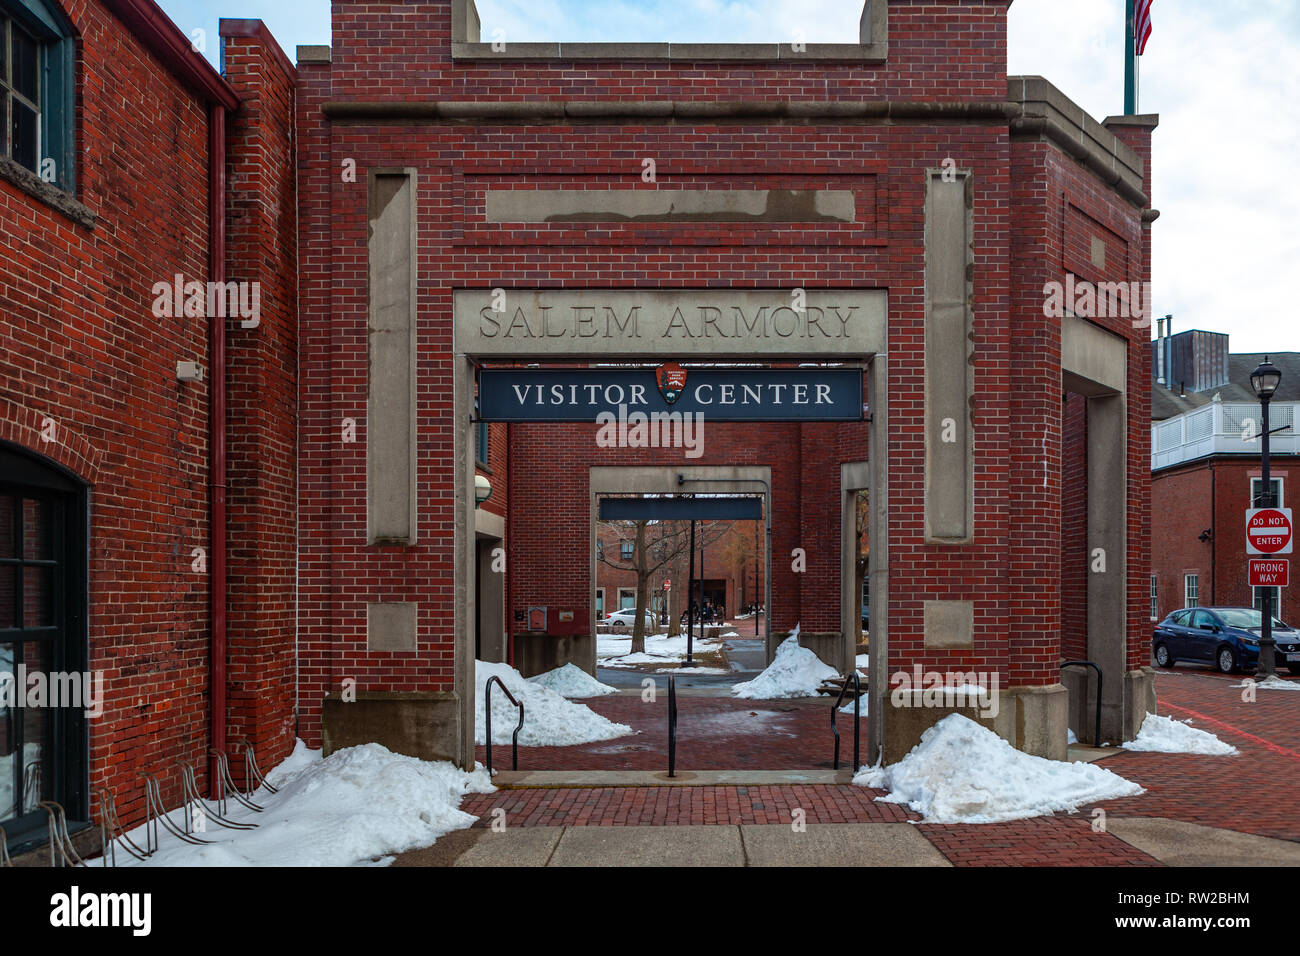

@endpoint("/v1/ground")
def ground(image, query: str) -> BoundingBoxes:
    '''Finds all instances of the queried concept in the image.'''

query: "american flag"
[1135,0,1154,55]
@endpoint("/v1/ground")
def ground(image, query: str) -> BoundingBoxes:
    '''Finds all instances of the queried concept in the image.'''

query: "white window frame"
[1250,476,1284,509]
[1184,573,1199,609]
[1150,574,1158,621]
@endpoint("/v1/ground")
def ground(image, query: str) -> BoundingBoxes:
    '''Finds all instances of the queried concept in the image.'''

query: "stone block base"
[881,683,1068,764]
[511,632,596,677]
[322,691,461,763]
[1122,666,1157,742]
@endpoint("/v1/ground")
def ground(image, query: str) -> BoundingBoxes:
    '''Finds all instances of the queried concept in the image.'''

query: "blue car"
[1152,606,1300,675]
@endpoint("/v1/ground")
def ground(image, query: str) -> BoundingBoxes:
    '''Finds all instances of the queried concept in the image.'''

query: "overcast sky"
[160,0,1300,352]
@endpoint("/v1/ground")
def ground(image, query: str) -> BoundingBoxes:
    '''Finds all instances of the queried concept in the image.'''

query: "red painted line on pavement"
[1161,701,1300,761]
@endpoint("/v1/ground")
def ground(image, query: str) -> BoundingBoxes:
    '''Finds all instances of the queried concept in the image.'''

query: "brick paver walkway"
[455,669,1300,865]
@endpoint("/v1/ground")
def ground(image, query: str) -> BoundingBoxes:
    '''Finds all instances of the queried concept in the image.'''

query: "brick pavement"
[455,670,1300,865]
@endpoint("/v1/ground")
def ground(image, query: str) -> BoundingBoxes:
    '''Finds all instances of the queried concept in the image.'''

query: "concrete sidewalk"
[392,817,1300,867]
[393,822,952,867]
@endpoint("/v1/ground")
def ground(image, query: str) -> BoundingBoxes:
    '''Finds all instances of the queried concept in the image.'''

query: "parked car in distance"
[603,608,657,629]
[1152,606,1300,675]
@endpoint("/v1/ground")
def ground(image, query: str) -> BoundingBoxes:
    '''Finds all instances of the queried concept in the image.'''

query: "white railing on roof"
[1152,401,1300,470]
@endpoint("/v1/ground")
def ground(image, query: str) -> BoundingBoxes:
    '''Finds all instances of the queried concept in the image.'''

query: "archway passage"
[466,357,877,774]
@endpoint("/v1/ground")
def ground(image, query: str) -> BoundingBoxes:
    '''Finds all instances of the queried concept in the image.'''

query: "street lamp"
[474,474,493,509]
[1250,357,1282,678]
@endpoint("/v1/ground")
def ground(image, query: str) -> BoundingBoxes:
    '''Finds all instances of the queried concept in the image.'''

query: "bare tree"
[598,513,732,654]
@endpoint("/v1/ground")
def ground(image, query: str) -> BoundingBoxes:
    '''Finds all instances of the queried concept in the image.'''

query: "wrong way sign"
[1246,507,1293,555]
[1249,559,1289,587]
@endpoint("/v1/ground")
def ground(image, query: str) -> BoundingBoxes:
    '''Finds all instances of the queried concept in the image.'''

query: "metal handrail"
[1061,660,1103,747]
[667,675,677,778]
[831,671,861,771]
[484,675,524,774]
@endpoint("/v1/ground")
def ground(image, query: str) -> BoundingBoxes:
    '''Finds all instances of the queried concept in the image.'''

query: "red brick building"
[298,0,1158,768]
[3,0,1163,859]
[1150,330,1300,630]
[0,1,297,855]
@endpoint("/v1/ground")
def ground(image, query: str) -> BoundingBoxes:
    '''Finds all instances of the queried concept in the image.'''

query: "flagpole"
[1124,0,1138,114]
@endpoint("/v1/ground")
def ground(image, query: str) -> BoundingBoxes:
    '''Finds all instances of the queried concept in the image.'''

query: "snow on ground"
[1067,728,1078,745]
[731,626,839,699]
[854,713,1144,824]
[116,740,493,867]
[477,659,632,746]
[528,663,618,698]
[598,631,722,667]
[721,631,741,638]
[1121,713,1238,755]
[1235,675,1300,692]
[656,665,731,674]
[856,653,869,670]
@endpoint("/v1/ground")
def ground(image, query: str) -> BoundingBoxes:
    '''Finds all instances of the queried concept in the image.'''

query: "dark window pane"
[0,495,15,558]
[11,98,36,171]
[1,20,9,86]
[11,24,37,103]
[22,498,52,560]
[22,565,52,627]
[0,566,14,629]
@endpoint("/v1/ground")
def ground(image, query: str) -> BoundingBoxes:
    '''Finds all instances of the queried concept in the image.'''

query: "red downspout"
[208,101,228,799]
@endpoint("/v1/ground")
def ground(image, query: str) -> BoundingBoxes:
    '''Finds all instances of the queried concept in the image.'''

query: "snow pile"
[120,741,493,867]
[856,653,869,670]
[1236,676,1300,692]
[528,663,618,698]
[1067,728,1078,745]
[477,660,632,746]
[721,631,741,638]
[731,627,838,699]
[1121,713,1238,755]
[854,713,1144,823]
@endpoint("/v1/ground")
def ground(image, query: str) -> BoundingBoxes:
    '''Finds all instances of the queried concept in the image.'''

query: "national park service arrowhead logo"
[656,363,688,404]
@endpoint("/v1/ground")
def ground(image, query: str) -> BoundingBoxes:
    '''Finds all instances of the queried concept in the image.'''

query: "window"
[594,588,604,618]
[1184,573,1199,608]
[1253,585,1281,615]
[1251,477,1283,509]
[618,588,636,610]
[1150,574,1158,621]
[0,0,76,190]
[620,540,634,560]
[596,538,603,559]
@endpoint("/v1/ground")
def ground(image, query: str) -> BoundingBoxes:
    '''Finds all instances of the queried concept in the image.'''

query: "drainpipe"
[208,101,228,799]
[1209,460,1216,604]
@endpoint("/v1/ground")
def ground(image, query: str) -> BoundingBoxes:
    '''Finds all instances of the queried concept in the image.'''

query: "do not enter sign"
[1246,507,1293,555]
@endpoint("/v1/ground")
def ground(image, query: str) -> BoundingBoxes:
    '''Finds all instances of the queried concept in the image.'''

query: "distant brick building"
[1150,329,1300,628]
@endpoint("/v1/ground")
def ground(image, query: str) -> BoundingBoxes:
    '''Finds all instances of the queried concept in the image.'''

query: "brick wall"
[1,0,213,825]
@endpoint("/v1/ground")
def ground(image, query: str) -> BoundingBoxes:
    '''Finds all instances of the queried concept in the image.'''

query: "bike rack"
[667,675,678,778]
[236,738,280,795]
[139,771,211,849]
[38,801,85,867]
[1061,659,1103,747]
[210,749,264,812]
[484,675,524,774]
[831,671,861,771]
[96,787,151,866]
[181,759,258,831]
